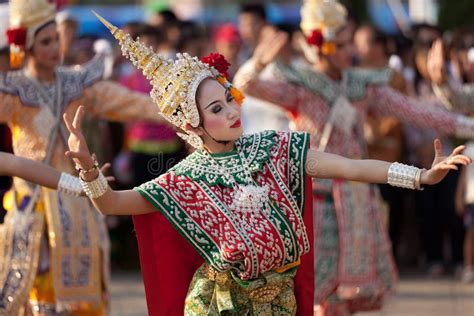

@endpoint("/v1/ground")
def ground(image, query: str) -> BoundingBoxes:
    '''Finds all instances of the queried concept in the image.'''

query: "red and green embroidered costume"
[133,130,314,315]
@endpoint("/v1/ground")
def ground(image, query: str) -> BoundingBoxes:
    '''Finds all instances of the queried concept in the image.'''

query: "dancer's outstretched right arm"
[64,105,157,216]
[0,92,19,124]
[0,152,61,189]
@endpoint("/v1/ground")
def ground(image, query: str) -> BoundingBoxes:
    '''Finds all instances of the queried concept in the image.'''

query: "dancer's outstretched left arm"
[0,152,61,189]
[305,139,471,188]
[366,39,474,138]
[0,152,112,196]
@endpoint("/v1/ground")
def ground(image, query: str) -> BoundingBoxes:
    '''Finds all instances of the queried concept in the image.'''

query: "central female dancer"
[60,15,469,315]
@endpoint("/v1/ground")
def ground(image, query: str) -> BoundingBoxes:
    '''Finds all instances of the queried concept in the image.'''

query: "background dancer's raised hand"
[253,27,288,70]
[427,38,447,85]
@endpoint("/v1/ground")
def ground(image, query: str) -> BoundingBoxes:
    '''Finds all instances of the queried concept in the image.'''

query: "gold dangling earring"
[177,132,204,150]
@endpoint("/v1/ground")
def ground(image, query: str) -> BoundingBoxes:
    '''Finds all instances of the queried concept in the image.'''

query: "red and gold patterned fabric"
[134,131,315,315]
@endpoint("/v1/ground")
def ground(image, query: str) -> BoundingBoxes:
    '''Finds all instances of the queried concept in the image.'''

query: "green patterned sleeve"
[280,131,311,212]
[133,173,182,214]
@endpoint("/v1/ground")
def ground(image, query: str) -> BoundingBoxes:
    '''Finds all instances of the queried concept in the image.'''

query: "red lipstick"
[230,119,241,128]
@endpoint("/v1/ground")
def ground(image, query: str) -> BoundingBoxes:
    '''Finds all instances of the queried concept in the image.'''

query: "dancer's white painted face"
[193,78,243,146]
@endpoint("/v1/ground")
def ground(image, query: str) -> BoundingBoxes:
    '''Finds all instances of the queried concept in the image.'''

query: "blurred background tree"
[438,0,474,29]
[340,0,369,23]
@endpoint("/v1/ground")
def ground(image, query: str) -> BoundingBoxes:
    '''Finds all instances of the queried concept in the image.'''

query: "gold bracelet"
[75,154,99,174]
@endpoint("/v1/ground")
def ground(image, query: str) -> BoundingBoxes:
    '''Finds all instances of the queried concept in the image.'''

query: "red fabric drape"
[295,176,315,316]
[132,213,203,316]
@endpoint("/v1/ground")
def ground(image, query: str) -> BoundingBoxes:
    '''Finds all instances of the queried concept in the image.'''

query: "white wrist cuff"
[58,173,83,197]
[387,162,422,190]
[80,172,109,199]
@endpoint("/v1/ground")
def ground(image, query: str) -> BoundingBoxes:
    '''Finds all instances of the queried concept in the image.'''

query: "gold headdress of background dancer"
[7,0,56,68]
[94,12,244,149]
[300,0,347,55]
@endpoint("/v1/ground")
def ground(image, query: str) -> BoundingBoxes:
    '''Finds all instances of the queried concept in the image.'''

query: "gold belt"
[206,266,291,304]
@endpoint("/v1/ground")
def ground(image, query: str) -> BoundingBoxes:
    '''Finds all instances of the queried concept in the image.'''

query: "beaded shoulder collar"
[171,130,277,187]
[344,67,393,100]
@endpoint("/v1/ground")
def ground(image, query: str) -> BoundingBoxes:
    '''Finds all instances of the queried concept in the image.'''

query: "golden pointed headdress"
[300,0,347,53]
[94,12,244,148]
[7,0,56,67]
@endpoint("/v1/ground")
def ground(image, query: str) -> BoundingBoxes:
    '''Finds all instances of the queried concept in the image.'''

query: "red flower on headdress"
[49,0,68,10]
[201,53,231,78]
[306,29,324,48]
[6,28,27,46]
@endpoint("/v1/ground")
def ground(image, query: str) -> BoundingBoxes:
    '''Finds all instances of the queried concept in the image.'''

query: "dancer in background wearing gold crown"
[233,0,474,315]
[59,13,471,316]
[0,0,169,314]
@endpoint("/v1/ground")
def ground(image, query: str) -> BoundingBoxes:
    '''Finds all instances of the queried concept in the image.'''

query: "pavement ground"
[110,272,474,316]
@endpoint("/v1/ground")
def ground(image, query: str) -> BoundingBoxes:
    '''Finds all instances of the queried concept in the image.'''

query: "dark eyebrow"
[205,100,220,109]
[205,88,229,109]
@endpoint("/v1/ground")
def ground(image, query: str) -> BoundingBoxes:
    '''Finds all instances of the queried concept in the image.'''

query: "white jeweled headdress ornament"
[94,12,244,148]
